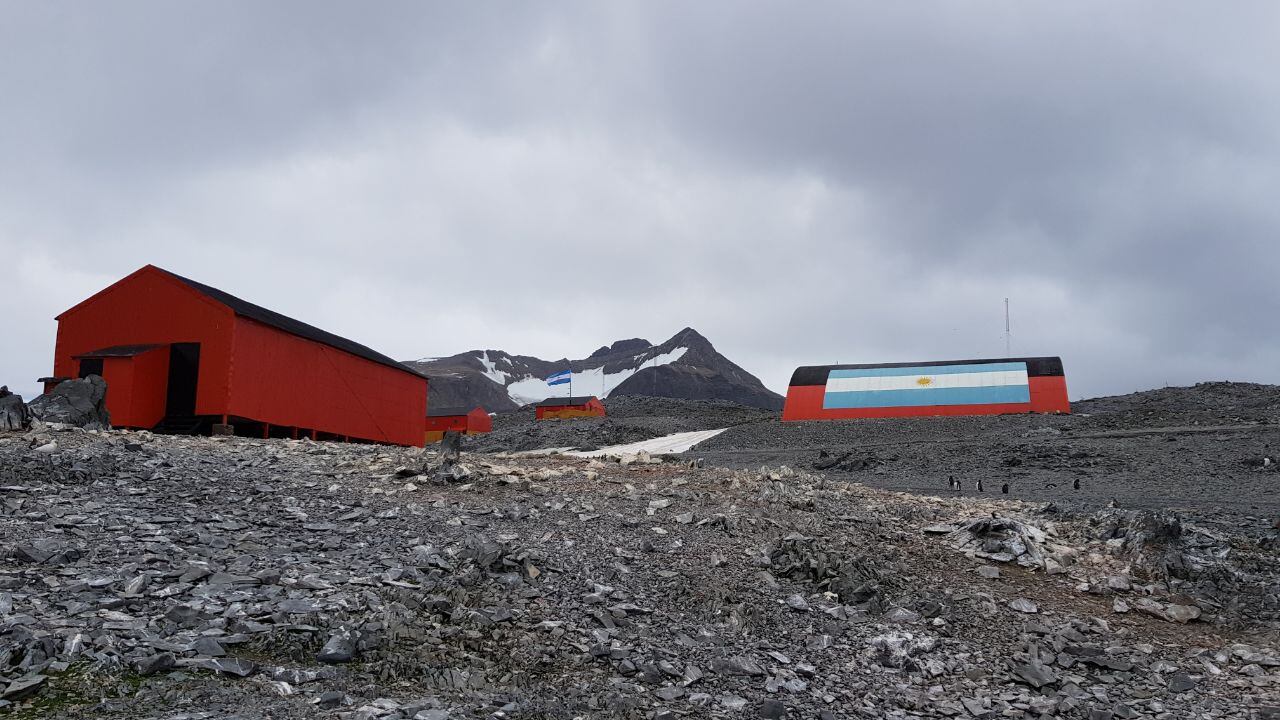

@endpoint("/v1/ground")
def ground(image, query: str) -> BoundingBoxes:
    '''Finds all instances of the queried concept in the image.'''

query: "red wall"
[100,347,170,428]
[782,376,1070,421]
[424,408,492,435]
[536,398,606,420]
[229,317,427,446]
[1028,376,1070,413]
[467,407,493,433]
[53,267,234,417]
[425,415,468,433]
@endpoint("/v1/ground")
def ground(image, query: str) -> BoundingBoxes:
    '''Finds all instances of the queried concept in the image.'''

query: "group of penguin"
[946,474,1081,493]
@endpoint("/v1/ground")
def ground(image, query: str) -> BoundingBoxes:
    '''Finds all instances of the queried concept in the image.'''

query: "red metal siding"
[423,408,492,442]
[467,407,493,433]
[424,416,469,433]
[97,358,135,424]
[1027,375,1070,414]
[100,347,170,428]
[124,347,170,428]
[53,267,234,417]
[228,317,427,446]
[536,398,606,420]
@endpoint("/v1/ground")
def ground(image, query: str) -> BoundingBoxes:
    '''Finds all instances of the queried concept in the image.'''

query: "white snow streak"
[478,351,511,385]
[568,428,728,457]
[518,427,728,457]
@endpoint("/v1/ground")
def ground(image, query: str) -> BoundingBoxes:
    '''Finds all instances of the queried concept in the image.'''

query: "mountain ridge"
[405,328,783,412]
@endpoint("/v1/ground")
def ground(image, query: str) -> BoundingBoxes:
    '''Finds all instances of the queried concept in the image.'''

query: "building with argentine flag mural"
[782,357,1069,421]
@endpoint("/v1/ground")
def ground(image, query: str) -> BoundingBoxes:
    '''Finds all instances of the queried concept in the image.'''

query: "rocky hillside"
[406,328,783,412]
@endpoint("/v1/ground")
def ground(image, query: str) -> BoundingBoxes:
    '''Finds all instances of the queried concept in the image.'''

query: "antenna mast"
[1004,298,1011,356]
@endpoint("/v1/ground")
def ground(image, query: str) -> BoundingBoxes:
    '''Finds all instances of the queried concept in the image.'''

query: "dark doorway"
[165,343,201,417]
[77,358,104,378]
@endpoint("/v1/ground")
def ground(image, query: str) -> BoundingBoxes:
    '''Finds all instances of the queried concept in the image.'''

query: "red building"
[424,405,493,444]
[783,357,1069,421]
[47,265,428,446]
[535,396,606,420]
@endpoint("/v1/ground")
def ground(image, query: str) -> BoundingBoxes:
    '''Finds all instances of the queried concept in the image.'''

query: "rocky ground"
[2,412,1279,718]
[692,382,1280,518]
[466,396,774,454]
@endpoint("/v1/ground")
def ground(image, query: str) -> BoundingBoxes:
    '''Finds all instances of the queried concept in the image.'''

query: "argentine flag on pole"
[545,369,571,387]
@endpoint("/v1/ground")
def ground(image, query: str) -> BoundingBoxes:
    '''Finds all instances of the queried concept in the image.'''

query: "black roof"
[427,405,483,417]
[536,396,599,407]
[74,344,164,359]
[159,268,426,380]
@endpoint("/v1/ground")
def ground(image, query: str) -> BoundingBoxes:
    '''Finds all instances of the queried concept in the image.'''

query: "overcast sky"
[3,2,1279,402]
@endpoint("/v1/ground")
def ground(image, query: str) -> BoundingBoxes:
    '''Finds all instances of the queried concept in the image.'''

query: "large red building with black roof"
[46,265,428,446]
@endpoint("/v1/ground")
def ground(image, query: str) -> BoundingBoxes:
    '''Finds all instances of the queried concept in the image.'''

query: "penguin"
[947,475,955,490]
[1001,482,1009,495]
[976,479,984,492]
[1073,478,1081,491]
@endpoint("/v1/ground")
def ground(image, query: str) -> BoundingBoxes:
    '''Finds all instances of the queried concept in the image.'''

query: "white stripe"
[825,369,1028,393]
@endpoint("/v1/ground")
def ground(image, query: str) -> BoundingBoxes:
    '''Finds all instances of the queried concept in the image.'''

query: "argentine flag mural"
[822,362,1030,409]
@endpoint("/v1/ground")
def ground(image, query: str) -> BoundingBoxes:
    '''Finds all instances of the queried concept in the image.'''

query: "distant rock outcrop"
[0,386,30,431]
[406,328,783,412]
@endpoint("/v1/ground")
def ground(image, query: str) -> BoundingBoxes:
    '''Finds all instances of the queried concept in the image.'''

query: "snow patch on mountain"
[478,351,510,385]
[505,346,690,406]
[505,376,553,406]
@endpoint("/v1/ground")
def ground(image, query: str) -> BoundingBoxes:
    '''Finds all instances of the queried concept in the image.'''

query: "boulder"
[0,386,30,431]
[317,626,359,663]
[27,375,110,429]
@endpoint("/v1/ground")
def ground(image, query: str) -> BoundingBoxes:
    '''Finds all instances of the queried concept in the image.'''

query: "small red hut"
[535,396,606,420]
[424,405,493,443]
[46,265,428,446]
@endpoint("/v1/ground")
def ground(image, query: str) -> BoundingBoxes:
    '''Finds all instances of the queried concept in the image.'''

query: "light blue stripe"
[546,378,571,386]
[829,362,1027,379]
[823,385,1031,409]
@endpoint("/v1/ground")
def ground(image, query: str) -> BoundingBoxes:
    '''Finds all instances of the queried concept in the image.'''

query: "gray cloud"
[3,1,1278,403]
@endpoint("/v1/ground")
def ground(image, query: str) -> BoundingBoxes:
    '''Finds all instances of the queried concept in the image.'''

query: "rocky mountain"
[405,327,783,412]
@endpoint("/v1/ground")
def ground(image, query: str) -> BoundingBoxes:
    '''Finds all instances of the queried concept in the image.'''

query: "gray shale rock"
[317,627,359,663]
[134,652,177,675]
[869,631,937,668]
[0,386,30,431]
[759,698,787,718]
[26,375,110,428]
[1013,660,1059,688]
[711,655,766,676]
[1167,671,1197,692]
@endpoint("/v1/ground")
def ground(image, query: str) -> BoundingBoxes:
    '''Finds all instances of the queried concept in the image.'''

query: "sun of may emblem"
[916,376,934,386]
